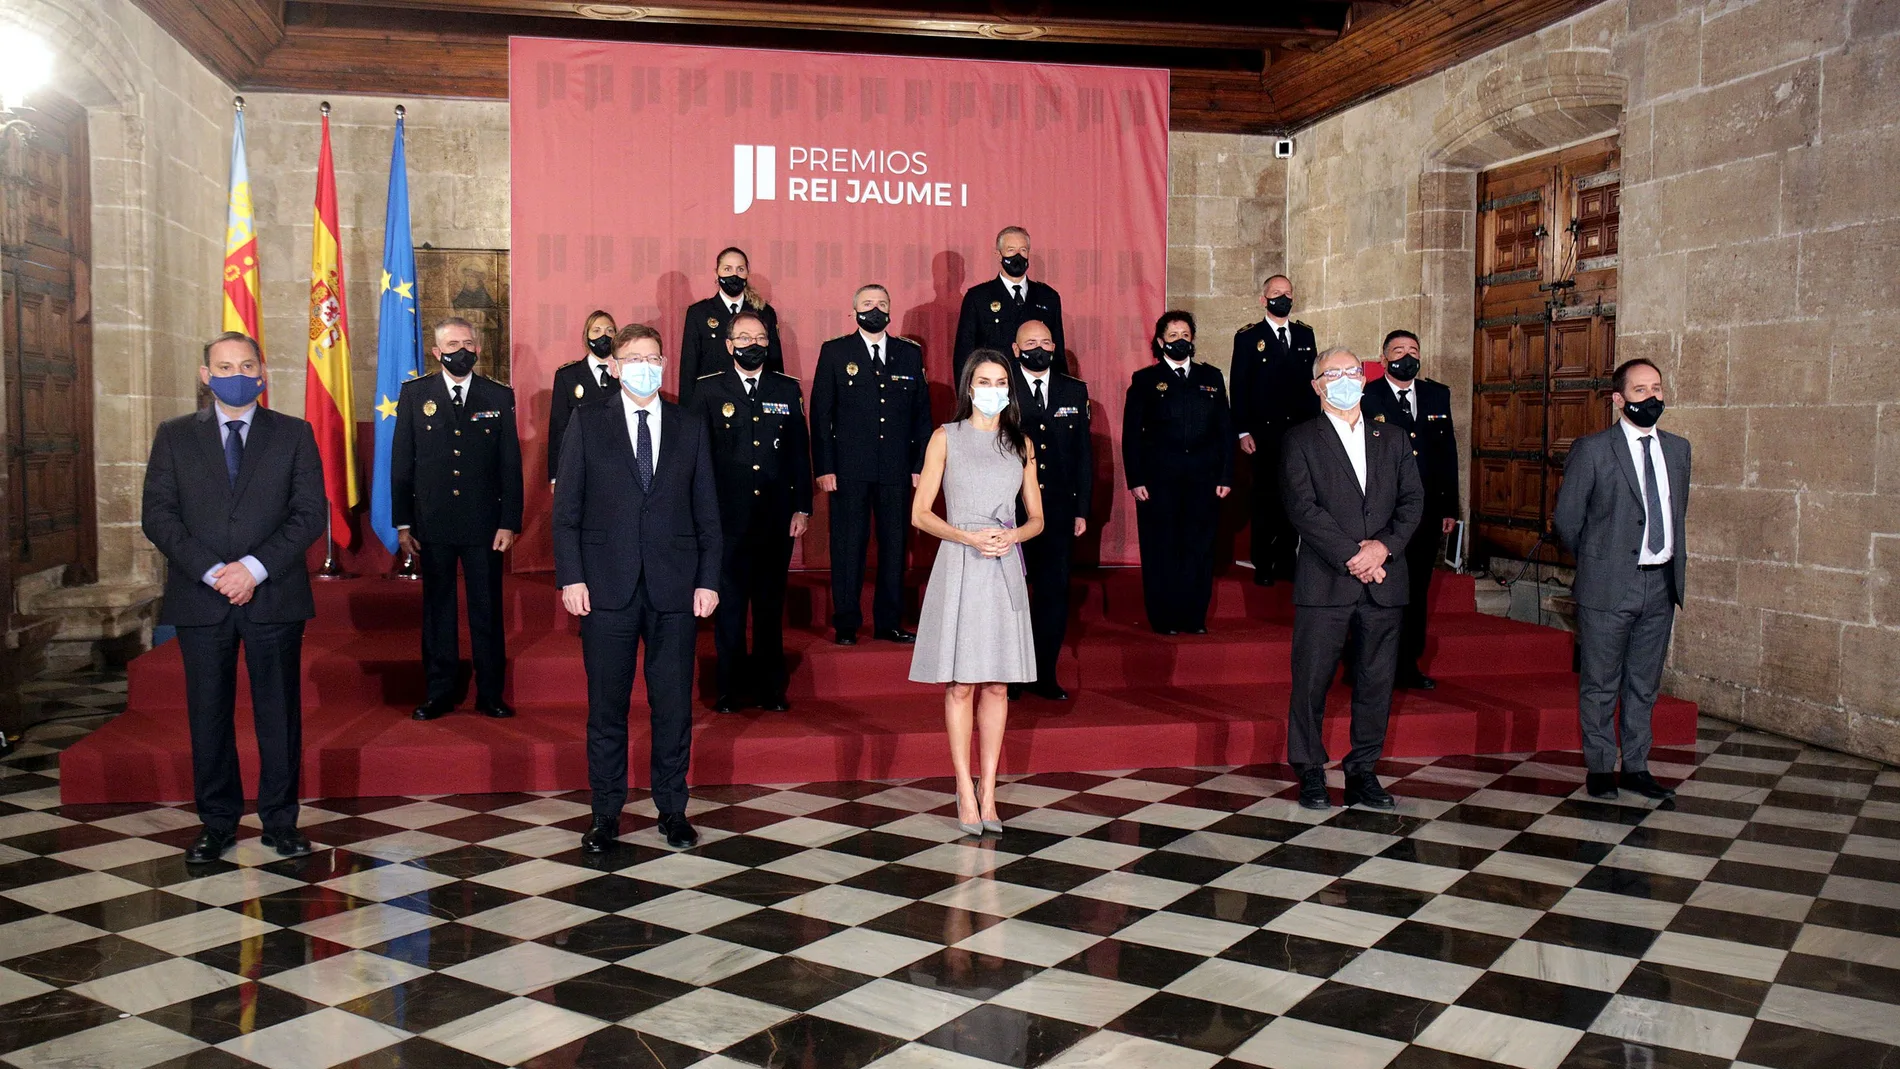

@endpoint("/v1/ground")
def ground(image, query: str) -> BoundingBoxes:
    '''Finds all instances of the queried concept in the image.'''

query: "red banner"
[509,38,1169,570]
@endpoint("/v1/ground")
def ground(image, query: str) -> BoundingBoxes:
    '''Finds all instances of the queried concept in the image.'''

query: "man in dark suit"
[954,226,1066,381]
[694,312,812,713]
[811,284,932,645]
[1230,274,1320,585]
[1553,358,1689,803]
[1007,319,1092,701]
[1282,346,1423,812]
[547,309,619,485]
[554,324,722,852]
[393,317,524,722]
[141,332,327,862]
[1360,329,1459,690]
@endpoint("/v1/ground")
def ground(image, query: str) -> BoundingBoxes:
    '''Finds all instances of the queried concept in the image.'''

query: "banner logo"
[733,144,777,214]
[735,144,969,213]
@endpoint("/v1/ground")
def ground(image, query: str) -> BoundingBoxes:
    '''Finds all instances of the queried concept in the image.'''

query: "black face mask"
[856,308,890,334]
[717,274,748,298]
[439,349,477,377]
[1017,347,1054,373]
[587,335,614,359]
[1265,295,1293,318]
[1161,339,1195,362]
[1623,396,1665,428]
[1386,355,1421,381]
[733,344,769,371]
[1001,253,1029,278]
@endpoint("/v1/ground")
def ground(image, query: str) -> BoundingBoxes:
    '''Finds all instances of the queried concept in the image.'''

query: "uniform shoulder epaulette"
[771,370,801,382]
[1293,319,1312,330]
[696,371,724,380]
[1237,320,1262,334]
[558,358,580,369]
[1057,372,1086,385]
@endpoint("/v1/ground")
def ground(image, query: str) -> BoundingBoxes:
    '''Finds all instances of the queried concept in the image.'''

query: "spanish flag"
[305,104,359,547]
[222,98,266,405]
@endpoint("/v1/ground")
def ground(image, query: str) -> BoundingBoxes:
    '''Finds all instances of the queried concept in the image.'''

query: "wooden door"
[3,91,94,581]
[1470,138,1619,564]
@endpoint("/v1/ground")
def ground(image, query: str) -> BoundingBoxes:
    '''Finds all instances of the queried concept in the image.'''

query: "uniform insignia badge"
[422,400,437,416]
[1157,381,1168,392]
[706,317,719,329]
[1373,414,1386,422]
[989,301,1002,313]
[1257,340,1266,351]
[573,383,585,399]
[846,362,860,376]
[721,402,736,417]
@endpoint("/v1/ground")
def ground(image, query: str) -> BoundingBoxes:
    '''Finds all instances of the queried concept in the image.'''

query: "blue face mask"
[207,372,265,408]
[1323,375,1364,410]
[971,386,1010,417]
[621,361,663,398]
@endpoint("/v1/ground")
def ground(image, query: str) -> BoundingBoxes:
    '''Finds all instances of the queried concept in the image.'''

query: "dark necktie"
[224,421,244,487]
[599,366,613,390]
[1176,366,1188,383]
[452,384,464,409]
[1397,388,1412,421]
[1011,284,1023,306]
[1277,326,1288,349]
[636,409,654,492]
[871,343,881,366]
[745,377,756,399]
[1033,378,1045,409]
[1641,435,1665,554]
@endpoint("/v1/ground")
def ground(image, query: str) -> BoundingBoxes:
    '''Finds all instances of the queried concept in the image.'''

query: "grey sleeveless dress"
[909,421,1037,684]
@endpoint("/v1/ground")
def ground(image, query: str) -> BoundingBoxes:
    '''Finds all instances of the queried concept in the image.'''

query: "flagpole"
[316,517,356,580]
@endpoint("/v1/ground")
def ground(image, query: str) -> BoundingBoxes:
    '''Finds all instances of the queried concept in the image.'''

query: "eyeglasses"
[1315,368,1364,382]
[730,334,767,346]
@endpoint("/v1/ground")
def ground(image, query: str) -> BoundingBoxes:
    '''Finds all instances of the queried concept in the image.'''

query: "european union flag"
[370,110,421,554]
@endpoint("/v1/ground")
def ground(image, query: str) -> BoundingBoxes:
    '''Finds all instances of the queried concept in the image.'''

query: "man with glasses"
[1280,347,1422,811]
[693,312,813,713]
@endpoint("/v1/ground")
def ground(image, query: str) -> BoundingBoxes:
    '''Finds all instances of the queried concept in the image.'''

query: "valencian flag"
[305,103,359,548]
[221,98,266,404]
[370,108,421,554]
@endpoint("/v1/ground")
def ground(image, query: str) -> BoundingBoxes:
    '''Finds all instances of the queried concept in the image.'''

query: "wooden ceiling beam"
[129,0,285,85]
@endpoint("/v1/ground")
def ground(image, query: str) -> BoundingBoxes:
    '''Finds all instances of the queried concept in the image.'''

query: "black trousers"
[1023,513,1075,685]
[176,608,305,833]
[715,519,794,699]
[829,479,910,634]
[420,540,506,706]
[1248,431,1297,578]
[582,578,697,821]
[1399,520,1443,673]
[1287,588,1402,770]
[1136,477,1219,632]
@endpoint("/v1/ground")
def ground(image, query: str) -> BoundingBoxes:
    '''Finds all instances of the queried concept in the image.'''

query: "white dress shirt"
[587,356,613,388]
[1163,357,1191,378]
[724,295,744,315]
[859,330,888,363]
[738,369,762,396]
[1264,314,1292,349]
[1022,367,1052,407]
[202,403,268,587]
[1620,417,1673,564]
[998,272,1029,304]
[1384,376,1417,420]
[1325,409,1369,492]
[441,368,473,404]
[625,391,662,468]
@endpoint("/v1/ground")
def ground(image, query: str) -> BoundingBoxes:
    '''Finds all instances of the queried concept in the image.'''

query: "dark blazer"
[955,278,1066,379]
[1553,423,1691,609]
[1281,413,1424,607]
[548,357,618,481]
[1121,361,1235,490]
[810,333,932,485]
[142,406,328,627]
[1229,318,1320,439]
[1360,375,1459,521]
[390,373,524,545]
[552,393,722,614]
[679,297,783,406]
[694,368,813,537]
[1011,364,1093,524]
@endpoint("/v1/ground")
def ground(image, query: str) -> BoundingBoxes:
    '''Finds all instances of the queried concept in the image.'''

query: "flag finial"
[320,100,331,116]
[233,95,244,111]
[395,104,405,118]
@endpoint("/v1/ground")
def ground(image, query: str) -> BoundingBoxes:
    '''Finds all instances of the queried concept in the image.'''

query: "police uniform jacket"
[955,278,1066,377]
[1229,319,1320,439]
[694,368,813,538]
[1121,361,1235,490]
[1360,375,1459,522]
[548,356,618,480]
[1011,363,1093,524]
[810,333,931,486]
[391,373,524,546]
[679,297,783,406]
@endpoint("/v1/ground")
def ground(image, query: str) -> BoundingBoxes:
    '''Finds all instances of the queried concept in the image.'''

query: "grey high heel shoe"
[981,819,1004,834]
[957,820,983,837]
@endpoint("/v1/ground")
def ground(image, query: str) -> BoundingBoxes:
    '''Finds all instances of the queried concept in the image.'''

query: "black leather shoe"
[758,696,791,713]
[184,828,235,863]
[1622,770,1676,800]
[1396,671,1437,691]
[1297,767,1331,810]
[657,813,698,849]
[260,828,313,857]
[711,695,747,714]
[834,631,858,646]
[580,821,618,854]
[875,628,917,644]
[1027,680,1070,701]
[412,698,454,721]
[1585,772,1619,800]
[1344,770,1396,810]
[477,700,515,719]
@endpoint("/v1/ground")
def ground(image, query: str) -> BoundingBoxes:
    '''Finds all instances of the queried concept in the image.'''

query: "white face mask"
[971,386,1010,417]
[621,361,663,398]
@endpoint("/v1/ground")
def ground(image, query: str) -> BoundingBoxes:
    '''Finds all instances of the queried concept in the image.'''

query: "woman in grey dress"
[910,350,1045,835]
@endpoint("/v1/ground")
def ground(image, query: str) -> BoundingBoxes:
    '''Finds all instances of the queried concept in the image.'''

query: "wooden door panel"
[1475,392,1516,452]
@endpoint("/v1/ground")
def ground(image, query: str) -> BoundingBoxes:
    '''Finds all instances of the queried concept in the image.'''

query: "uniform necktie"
[745,377,756,399]
[1397,388,1412,420]
[1276,326,1288,349]
[636,409,654,492]
[1641,435,1665,554]
[1011,284,1023,306]
[599,366,613,390]
[224,421,244,487]
[452,384,464,408]
[1176,366,1188,382]
[1033,378,1045,409]
[871,343,881,366]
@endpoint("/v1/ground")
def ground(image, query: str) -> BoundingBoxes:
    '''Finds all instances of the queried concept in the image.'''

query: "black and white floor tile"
[1,712,1896,1069]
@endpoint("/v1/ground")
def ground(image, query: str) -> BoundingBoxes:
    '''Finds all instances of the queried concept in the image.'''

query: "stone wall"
[1166,132,1289,372]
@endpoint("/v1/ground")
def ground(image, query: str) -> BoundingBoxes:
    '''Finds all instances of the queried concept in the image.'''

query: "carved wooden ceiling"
[132,0,1605,132]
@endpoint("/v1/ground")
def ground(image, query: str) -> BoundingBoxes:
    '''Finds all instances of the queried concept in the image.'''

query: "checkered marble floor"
[1,716,1896,1069]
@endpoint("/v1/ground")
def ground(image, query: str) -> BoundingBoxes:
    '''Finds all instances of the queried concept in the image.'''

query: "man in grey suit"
[1553,358,1689,802]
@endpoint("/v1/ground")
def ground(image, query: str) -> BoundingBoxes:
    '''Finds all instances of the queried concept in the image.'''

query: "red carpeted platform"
[58,569,1697,803]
